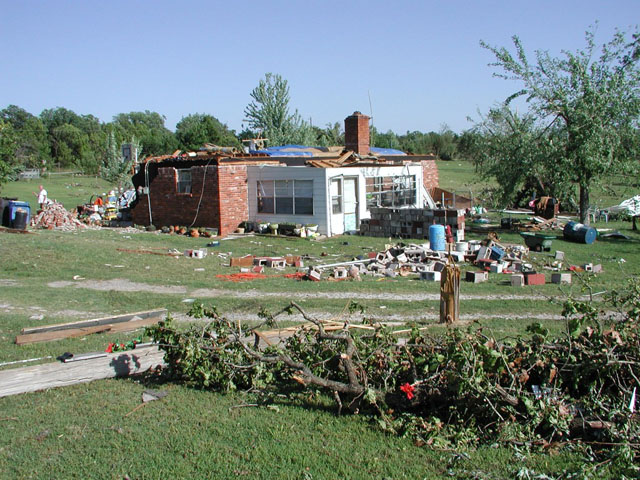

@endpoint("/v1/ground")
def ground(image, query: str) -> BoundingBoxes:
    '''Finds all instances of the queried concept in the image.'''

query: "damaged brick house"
[130,112,439,237]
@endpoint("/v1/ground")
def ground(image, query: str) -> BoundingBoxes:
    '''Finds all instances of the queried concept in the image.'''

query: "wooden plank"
[0,345,165,398]
[21,309,167,335]
[16,316,163,345]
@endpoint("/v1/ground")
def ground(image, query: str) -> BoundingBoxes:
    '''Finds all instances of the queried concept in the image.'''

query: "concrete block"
[420,271,441,281]
[433,261,446,272]
[267,258,286,269]
[551,273,571,284]
[490,263,503,273]
[511,274,525,287]
[554,250,565,260]
[466,271,488,283]
[307,268,322,281]
[334,267,348,279]
[592,264,603,273]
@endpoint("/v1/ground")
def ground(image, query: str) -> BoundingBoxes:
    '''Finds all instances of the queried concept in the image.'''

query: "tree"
[40,107,105,172]
[470,106,572,208]
[244,73,315,146]
[480,27,640,222]
[1,105,50,168]
[0,120,17,189]
[175,113,240,151]
[111,111,177,156]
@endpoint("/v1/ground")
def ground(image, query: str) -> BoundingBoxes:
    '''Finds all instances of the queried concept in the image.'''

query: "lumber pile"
[30,202,86,230]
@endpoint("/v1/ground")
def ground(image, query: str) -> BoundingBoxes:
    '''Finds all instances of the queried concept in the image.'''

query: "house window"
[331,178,342,214]
[257,180,314,215]
[366,175,416,209]
[177,169,192,194]
[257,180,274,213]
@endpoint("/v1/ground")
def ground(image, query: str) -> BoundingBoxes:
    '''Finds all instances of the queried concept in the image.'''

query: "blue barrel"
[429,224,446,251]
[563,221,597,244]
[8,201,30,227]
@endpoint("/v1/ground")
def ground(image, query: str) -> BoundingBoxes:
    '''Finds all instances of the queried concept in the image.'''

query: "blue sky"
[1,0,638,135]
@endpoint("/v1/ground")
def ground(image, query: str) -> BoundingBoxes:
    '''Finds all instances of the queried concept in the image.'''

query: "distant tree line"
[0,101,465,188]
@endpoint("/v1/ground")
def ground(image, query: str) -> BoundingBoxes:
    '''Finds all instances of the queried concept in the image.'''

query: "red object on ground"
[524,273,545,285]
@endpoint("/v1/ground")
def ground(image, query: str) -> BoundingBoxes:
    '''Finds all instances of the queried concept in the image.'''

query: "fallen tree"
[147,278,640,477]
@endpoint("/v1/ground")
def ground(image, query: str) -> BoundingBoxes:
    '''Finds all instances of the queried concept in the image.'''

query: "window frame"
[257,179,314,215]
[365,174,416,209]
[177,168,192,194]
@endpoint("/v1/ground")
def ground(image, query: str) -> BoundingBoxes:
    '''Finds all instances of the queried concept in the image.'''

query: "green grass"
[1,168,639,478]
[0,379,585,479]
[0,173,115,212]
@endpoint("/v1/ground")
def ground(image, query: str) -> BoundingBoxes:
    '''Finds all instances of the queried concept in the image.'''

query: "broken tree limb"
[0,345,164,398]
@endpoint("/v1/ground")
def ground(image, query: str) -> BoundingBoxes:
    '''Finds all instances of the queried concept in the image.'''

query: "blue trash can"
[8,201,30,228]
[563,221,597,244]
[429,224,446,251]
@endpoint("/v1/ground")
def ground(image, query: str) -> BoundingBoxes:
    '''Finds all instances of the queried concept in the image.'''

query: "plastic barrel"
[429,224,446,251]
[12,209,28,230]
[563,221,597,244]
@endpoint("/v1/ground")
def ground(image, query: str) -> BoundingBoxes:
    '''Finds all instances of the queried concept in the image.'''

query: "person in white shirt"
[34,185,48,209]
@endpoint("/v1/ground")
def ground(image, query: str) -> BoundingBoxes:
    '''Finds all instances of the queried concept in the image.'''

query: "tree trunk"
[579,183,590,225]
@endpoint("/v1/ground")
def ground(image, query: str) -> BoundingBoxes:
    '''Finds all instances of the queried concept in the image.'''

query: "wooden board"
[16,316,163,345]
[0,345,165,398]
[21,309,167,335]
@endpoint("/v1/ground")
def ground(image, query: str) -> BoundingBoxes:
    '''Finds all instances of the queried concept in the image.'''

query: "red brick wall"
[344,112,370,155]
[217,165,248,237]
[131,165,242,234]
[421,160,439,190]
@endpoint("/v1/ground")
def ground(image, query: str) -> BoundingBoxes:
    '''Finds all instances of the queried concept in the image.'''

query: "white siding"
[247,166,329,234]
[247,164,423,237]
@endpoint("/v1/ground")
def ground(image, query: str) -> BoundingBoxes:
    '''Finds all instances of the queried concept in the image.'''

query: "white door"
[343,177,358,232]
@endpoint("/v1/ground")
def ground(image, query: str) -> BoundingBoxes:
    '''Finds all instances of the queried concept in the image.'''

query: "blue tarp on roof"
[250,144,408,157]
[369,147,406,156]
[250,145,316,157]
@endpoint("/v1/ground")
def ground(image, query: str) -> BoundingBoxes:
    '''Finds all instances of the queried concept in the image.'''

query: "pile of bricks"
[30,202,86,231]
[360,207,465,239]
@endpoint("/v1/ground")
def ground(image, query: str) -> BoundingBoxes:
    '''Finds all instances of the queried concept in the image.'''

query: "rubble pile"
[30,202,86,231]
[307,238,534,283]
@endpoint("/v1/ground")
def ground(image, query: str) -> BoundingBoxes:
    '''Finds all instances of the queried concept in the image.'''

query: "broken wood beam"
[16,315,165,345]
[21,309,167,335]
[0,345,164,398]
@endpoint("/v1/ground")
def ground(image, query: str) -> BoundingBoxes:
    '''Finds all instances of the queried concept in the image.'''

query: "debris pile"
[30,202,86,230]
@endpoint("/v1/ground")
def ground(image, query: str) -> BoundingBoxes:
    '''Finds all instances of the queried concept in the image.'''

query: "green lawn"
[1,170,638,478]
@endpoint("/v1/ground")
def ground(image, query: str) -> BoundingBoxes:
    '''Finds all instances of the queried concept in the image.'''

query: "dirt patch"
[48,278,187,295]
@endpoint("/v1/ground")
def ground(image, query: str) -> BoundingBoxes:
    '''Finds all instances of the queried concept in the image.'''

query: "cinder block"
[511,274,525,287]
[334,267,348,279]
[433,261,446,272]
[267,258,286,269]
[307,268,322,281]
[592,264,603,273]
[466,271,488,283]
[551,273,571,284]
[554,250,565,261]
[524,273,545,285]
[420,271,441,281]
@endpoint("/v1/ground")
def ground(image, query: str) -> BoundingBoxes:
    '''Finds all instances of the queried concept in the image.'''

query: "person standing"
[34,185,48,210]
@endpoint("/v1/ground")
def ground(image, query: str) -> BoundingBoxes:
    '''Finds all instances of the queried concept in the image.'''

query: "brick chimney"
[344,111,370,155]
